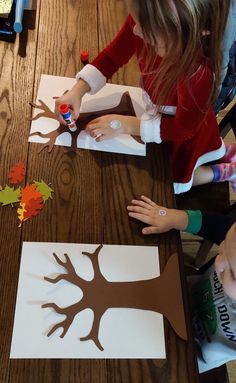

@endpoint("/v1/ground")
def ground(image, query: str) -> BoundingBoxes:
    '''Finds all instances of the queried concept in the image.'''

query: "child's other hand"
[127,195,188,234]
[85,115,140,142]
[85,114,124,141]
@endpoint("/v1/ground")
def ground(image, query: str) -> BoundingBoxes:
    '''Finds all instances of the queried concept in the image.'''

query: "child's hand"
[85,115,140,142]
[127,195,188,234]
[55,79,90,125]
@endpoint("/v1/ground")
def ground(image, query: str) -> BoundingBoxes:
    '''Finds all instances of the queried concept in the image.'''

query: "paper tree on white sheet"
[42,244,187,351]
[29,92,143,154]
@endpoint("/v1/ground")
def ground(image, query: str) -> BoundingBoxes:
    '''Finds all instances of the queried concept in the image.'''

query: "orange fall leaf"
[21,183,43,206]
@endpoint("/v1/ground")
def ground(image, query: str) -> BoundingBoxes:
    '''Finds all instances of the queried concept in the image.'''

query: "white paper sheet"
[10,242,166,359]
[29,74,146,156]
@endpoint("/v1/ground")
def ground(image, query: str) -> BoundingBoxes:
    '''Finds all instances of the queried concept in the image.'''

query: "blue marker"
[59,104,77,132]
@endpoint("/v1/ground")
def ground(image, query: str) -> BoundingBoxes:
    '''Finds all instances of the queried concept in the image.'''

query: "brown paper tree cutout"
[29,92,143,154]
[42,245,187,351]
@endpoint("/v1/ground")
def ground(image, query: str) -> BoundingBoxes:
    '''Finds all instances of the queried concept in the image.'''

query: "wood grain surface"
[0,1,199,382]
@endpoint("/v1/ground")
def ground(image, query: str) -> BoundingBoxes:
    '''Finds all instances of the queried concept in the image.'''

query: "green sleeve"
[185,210,202,234]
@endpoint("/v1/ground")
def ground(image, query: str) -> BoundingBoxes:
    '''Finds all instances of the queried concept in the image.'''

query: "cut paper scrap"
[8,161,26,185]
[43,245,187,352]
[0,161,53,226]
[29,75,146,156]
[10,242,167,359]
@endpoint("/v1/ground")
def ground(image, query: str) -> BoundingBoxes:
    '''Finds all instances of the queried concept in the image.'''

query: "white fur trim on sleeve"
[75,64,106,95]
[140,113,162,143]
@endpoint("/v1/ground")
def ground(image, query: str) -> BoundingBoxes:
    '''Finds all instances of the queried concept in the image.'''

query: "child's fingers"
[85,124,104,138]
[129,199,152,210]
[128,211,151,224]
[142,226,161,235]
[54,105,67,125]
[140,195,158,207]
[55,108,66,125]
[58,114,67,125]
[85,122,99,132]
[127,205,150,215]
[96,134,106,142]
[91,128,102,138]
[55,99,77,125]
[71,110,80,122]
[88,117,101,125]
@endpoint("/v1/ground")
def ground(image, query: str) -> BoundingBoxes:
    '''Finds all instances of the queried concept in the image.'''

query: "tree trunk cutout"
[42,245,187,351]
[29,92,143,154]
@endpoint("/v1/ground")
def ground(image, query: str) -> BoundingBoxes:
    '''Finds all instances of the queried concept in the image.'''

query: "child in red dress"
[55,0,235,194]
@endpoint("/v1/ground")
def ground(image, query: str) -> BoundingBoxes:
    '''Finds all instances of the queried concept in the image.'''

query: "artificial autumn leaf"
[20,183,43,206]
[0,159,53,226]
[24,197,44,220]
[8,161,26,185]
[17,202,26,227]
[0,185,21,206]
[34,180,54,202]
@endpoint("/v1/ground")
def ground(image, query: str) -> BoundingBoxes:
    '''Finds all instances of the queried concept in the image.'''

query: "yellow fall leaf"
[17,202,26,227]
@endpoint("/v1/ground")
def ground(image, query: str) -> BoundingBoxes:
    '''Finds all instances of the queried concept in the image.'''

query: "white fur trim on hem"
[76,64,106,95]
[174,139,226,194]
[140,113,162,143]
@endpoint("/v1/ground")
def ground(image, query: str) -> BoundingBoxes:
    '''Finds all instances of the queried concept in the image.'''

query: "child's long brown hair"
[132,0,230,109]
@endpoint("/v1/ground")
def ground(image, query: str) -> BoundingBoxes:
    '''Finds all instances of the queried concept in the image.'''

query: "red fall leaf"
[8,161,26,185]
[24,197,44,220]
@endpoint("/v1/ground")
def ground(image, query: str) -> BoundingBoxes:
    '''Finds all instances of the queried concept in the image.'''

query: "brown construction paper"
[42,245,187,351]
[29,92,143,153]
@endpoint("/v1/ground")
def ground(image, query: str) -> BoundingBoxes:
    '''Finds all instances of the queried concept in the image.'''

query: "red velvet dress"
[90,15,224,193]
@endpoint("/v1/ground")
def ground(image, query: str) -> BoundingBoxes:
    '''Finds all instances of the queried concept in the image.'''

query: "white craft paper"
[29,74,146,156]
[10,242,166,359]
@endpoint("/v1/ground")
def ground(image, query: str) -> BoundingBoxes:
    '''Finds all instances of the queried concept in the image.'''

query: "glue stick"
[59,104,77,132]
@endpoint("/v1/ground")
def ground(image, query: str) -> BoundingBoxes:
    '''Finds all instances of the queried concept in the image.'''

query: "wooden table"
[0,1,199,382]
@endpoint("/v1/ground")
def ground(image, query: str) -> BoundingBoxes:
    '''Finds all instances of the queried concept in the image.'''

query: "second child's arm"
[127,195,188,234]
[127,195,235,243]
